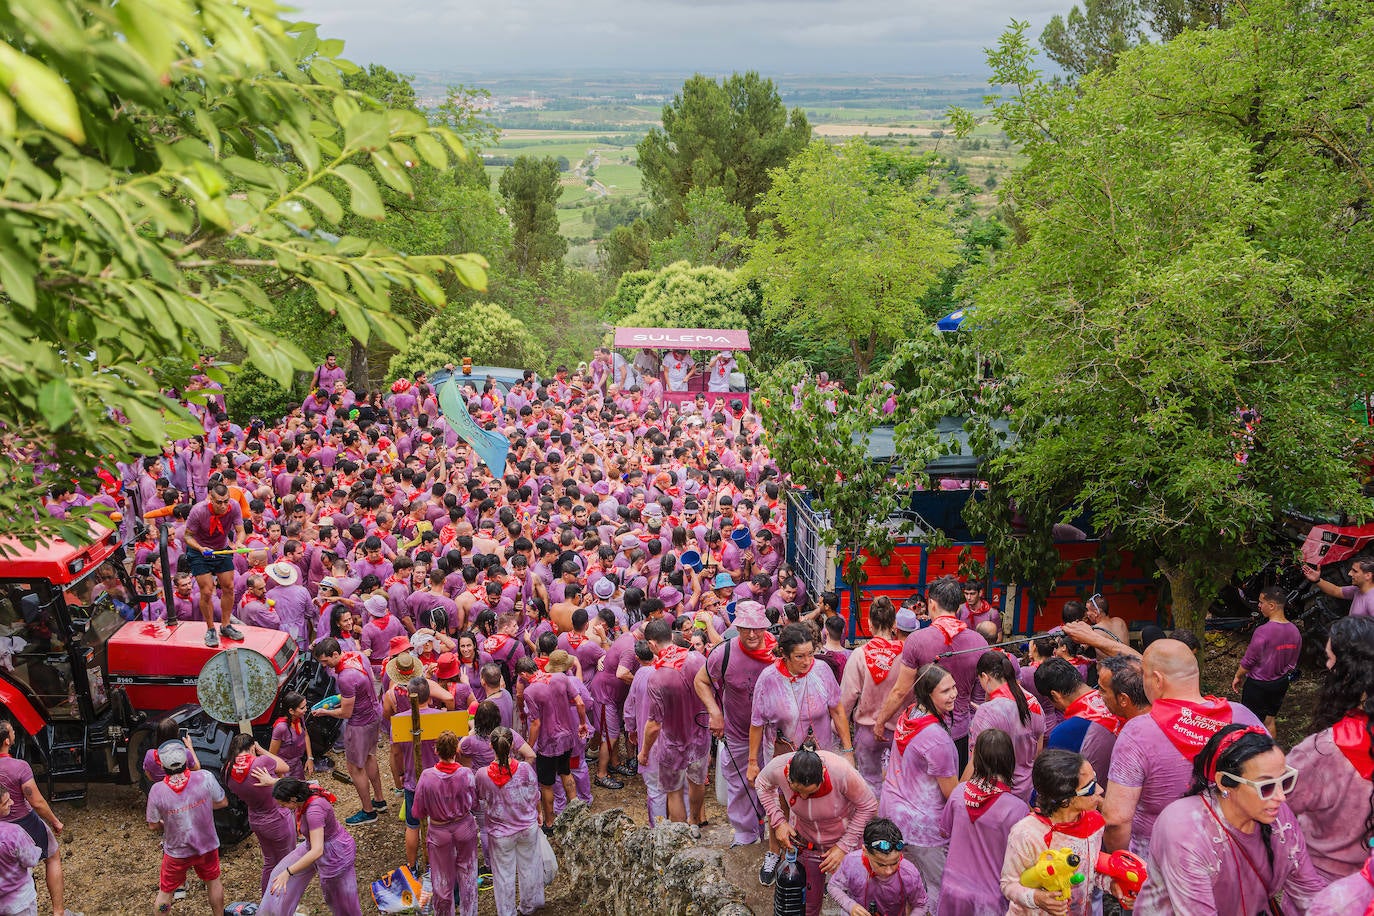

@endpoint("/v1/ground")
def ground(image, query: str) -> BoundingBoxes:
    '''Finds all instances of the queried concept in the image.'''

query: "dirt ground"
[32,741,753,916]
[33,627,1316,916]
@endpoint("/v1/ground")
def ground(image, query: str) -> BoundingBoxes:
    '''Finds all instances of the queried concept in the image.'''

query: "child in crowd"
[827,817,929,916]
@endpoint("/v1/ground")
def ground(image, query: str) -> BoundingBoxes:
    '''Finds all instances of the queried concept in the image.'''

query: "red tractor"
[0,526,340,842]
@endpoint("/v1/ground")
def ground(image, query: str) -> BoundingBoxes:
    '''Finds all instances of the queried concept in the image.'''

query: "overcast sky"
[283,0,1064,77]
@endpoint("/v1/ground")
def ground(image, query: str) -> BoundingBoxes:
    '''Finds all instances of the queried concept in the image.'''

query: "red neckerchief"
[483,633,513,656]
[487,761,519,787]
[384,573,407,589]
[207,506,227,537]
[738,632,778,665]
[435,760,461,774]
[1333,710,1374,780]
[1149,696,1235,761]
[783,761,834,805]
[1033,810,1106,845]
[334,651,370,679]
[163,772,192,794]
[989,682,1043,715]
[964,778,1012,823]
[1361,857,1374,916]
[367,613,393,633]
[655,644,689,670]
[568,633,587,650]
[930,614,967,645]
[894,707,941,756]
[774,657,813,681]
[1065,689,1124,736]
[535,656,549,672]
[274,716,302,736]
[230,753,253,783]
[295,790,337,837]
[136,538,157,554]
[862,637,903,684]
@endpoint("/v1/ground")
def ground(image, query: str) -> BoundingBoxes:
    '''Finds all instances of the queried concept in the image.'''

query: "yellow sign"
[389,709,470,743]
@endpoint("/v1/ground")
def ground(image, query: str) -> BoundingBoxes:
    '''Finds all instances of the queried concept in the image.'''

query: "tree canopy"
[742,139,960,378]
[958,5,1374,633]
[637,72,810,233]
[499,155,567,277]
[615,261,756,334]
[0,0,486,542]
[387,301,541,379]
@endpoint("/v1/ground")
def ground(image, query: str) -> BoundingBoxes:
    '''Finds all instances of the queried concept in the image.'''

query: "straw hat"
[546,650,574,674]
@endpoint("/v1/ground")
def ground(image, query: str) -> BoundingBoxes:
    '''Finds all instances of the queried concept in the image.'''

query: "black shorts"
[187,551,234,577]
[1242,676,1291,719]
[534,752,571,786]
[14,809,54,858]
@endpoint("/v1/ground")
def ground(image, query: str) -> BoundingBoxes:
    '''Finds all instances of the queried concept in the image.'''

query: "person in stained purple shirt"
[311,353,346,393]
[1231,585,1301,736]
[0,788,42,916]
[254,777,363,916]
[826,817,928,916]
[520,652,588,828]
[264,562,313,645]
[640,618,712,827]
[223,735,296,895]
[1037,657,1121,794]
[939,728,1030,916]
[474,728,547,916]
[413,729,480,916]
[145,741,228,915]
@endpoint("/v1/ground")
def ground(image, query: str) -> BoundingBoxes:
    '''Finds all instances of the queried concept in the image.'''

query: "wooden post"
[410,692,426,872]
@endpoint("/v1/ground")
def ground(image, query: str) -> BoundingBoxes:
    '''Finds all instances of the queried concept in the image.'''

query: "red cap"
[387,634,411,656]
[434,652,460,680]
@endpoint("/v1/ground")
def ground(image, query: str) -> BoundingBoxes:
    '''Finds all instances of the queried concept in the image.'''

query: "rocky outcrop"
[550,802,754,916]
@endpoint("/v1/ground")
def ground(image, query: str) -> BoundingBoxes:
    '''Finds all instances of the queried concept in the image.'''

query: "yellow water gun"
[1020,847,1085,901]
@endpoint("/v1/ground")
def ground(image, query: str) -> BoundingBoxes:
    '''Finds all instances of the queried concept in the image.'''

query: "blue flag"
[438,378,509,477]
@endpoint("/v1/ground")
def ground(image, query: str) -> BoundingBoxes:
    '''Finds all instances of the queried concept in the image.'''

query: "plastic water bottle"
[773,848,806,916]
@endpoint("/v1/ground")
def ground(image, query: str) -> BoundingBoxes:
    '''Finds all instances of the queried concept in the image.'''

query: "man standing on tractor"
[182,482,246,647]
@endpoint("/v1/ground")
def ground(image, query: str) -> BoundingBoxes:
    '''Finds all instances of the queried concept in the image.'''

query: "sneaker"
[372,798,387,811]
[219,622,245,641]
[204,628,220,648]
[759,851,780,886]
[345,809,378,825]
[173,885,187,900]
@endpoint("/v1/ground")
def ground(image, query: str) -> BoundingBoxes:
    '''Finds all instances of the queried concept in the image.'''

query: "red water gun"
[1096,850,1148,908]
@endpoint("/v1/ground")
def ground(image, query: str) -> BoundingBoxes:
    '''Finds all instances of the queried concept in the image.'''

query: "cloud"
[284,0,1065,74]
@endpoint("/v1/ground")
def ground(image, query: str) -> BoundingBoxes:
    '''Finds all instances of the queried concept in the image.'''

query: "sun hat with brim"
[894,609,920,632]
[364,594,389,617]
[387,634,411,657]
[265,562,299,587]
[433,652,460,680]
[733,601,770,630]
[593,577,616,600]
[658,586,683,609]
[546,649,574,674]
[318,576,340,593]
[711,572,735,591]
[386,651,420,685]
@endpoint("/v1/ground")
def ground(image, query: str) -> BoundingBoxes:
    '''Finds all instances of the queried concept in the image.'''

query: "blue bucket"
[730,527,752,550]
[681,550,703,573]
[726,600,737,621]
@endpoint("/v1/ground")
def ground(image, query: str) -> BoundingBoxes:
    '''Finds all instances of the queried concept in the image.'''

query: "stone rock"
[549,802,754,915]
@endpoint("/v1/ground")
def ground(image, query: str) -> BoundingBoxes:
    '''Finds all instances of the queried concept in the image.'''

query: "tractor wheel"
[214,791,252,846]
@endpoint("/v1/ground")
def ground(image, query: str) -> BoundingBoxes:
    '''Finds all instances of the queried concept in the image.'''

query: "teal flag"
[437,378,509,476]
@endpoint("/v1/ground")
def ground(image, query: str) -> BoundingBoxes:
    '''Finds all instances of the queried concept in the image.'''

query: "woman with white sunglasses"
[1136,724,1325,915]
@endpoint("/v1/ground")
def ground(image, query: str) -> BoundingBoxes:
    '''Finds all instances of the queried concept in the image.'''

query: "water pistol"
[1096,850,1148,907]
[311,695,341,711]
[1020,847,1084,901]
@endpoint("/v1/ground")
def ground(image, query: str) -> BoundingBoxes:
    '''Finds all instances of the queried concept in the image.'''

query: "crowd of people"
[6,347,1374,916]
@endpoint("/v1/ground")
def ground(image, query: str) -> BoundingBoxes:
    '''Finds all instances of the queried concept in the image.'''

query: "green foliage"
[223,366,303,427]
[649,186,748,269]
[1040,0,1145,78]
[962,1,1374,635]
[742,139,961,377]
[600,220,654,277]
[617,261,756,333]
[0,0,488,543]
[638,72,810,233]
[387,301,540,380]
[602,269,657,323]
[498,156,568,276]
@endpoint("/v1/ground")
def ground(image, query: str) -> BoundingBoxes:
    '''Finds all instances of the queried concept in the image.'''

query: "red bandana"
[435,760,461,774]
[774,657,814,681]
[335,651,371,680]
[862,637,903,685]
[655,644,689,670]
[738,632,778,665]
[163,772,192,794]
[1065,689,1123,736]
[274,716,302,736]
[230,753,253,783]
[1149,696,1235,761]
[783,762,834,806]
[1033,810,1106,845]
[930,615,967,646]
[207,506,226,538]
[964,778,1013,823]
[894,708,941,756]
[989,682,1043,715]
[368,613,393,634]
[568,633,587,650]
[1333,711,1374,780]
[295,790,337,837]
[483,634,513,656]
[487,761,519,787]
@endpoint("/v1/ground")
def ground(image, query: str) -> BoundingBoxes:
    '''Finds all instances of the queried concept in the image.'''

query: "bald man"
[1101,639,1264,861]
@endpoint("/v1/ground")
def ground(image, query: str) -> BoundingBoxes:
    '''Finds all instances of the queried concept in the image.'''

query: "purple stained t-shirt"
[899,623,988,740]
[968,696,1046,801]
[0,820,42,915]
[146,771,224,858]
[1343,585,1374,618]
[301,796,355,879]
[524,674,581,757]
[185,501,242,551]
[939,782,1032,915]
[1107,701,1263,855]
[0,756,36,822]
[474,761,541,837]
[1241,620,1301,681]
[705,637,774,745]
[337,663,381,727]
[751,662,842,751]
[879,723,957,847]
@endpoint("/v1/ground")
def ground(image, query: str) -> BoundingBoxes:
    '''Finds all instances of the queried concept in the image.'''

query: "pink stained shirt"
[878,719,958,847]
[968,695,1046,802]
[750,662,842,752]
[474,762,540,838]
[1285,724,1373,881]
[939,782,1031,916]
[755,750,877,854]
[898,622,988,740]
